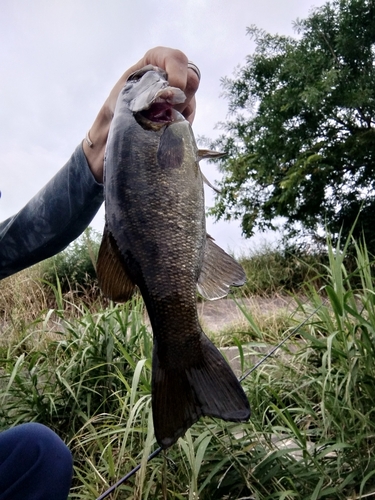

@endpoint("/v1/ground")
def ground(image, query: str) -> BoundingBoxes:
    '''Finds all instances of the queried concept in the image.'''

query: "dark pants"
[0,423,73,500]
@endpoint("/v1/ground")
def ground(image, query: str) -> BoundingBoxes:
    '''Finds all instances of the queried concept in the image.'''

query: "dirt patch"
[197,295,296,334]
[197,296,301,375]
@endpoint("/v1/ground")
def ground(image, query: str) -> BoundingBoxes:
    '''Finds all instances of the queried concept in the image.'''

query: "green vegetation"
[238,242,327,296]
[210,0,375,250]
[41,227,102,300]
[1,235,375,498]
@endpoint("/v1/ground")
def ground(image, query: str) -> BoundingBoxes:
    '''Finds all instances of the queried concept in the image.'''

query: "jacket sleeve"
[0,144,104,280]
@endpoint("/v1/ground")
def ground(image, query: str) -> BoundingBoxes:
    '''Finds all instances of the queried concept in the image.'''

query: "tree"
[211,0,375,249]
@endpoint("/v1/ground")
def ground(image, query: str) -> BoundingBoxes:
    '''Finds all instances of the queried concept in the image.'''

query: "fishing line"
[95,303,322,500]
[239,304,322,382]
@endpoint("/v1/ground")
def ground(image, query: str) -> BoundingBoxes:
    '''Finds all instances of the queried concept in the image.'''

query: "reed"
[1,235,375,498]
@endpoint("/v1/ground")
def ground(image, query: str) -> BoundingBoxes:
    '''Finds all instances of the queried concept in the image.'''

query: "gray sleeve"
[0,143,104,280]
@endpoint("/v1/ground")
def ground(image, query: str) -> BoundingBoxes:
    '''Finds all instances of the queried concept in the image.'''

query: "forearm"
[0,144,104,280]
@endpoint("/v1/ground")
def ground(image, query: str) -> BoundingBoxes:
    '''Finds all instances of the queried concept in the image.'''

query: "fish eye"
[127,71,144,82]
[127,65,167,84]
[127,65,156,82]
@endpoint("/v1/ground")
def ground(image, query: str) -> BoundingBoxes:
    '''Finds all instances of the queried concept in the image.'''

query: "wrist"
[82,105,112,183]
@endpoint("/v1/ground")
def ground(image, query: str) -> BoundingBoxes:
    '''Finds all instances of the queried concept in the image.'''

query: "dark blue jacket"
[0,144,104,280]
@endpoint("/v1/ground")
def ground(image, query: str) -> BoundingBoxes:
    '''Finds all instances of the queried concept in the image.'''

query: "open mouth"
[139,101,174,123]
[134,86,185,129]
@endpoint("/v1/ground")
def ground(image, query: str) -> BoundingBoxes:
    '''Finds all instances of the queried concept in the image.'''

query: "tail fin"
[152,333,250,449]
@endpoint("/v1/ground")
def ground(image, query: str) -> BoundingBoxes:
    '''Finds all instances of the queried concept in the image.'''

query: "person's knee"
[24,422,71,456]
[3,422,72,468]
[0,423,73,500]
[27,423,72,469]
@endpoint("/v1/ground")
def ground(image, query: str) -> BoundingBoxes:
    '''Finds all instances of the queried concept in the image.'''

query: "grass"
[210,296,296,347]
[0,264,49,329]
[237,242,327,296]
[1,235,375,498]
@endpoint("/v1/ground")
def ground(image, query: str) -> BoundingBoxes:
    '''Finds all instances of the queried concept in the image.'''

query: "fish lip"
[124,66,186,126]
[134,85,186,128]
[136,100,185,125]
[133,86,186,124]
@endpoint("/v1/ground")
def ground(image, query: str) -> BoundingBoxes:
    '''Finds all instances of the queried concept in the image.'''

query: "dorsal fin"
[197,149,226,160]
[197,149,225,194]
[201,172,221,194]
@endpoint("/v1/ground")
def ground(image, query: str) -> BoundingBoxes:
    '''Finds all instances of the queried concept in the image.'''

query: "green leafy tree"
[211,0,375,249]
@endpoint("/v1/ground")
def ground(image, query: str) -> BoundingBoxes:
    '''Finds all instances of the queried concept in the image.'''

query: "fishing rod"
[96,304,321,500]
[239,304,321,382]
[95,447,163,500]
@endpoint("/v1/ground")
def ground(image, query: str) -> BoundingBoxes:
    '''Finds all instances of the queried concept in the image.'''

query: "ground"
[198,295,295,334]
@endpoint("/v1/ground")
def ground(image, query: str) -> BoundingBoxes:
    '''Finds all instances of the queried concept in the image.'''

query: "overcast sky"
[0,0,327,255]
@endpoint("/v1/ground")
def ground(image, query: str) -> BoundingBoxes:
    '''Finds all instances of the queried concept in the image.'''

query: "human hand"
[107,47,199,124]
[84,47,200,182]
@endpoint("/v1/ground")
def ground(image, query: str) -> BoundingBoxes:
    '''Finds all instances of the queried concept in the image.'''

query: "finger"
[162,50,189,91]
[171,62,200,121]
[144,47,200,95]
[104,47,178,112]
[182,95,196,125]
[145,49,200,124]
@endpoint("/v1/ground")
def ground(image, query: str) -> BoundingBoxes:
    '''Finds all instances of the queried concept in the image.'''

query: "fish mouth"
[139,101,175,123]
[124,66,186,130]
[135,88,185,129]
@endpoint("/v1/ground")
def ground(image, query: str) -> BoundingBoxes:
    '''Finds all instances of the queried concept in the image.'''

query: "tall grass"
[0,265,49,329]
[1,235,375,498]
[40,227,101,296]
[238,242,327,295]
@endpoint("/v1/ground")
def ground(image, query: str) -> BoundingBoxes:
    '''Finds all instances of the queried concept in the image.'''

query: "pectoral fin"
[197,235,246,300]
[96,225,135,302]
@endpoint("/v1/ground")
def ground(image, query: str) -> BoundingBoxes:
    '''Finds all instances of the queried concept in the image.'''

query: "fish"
[96,65,250,449]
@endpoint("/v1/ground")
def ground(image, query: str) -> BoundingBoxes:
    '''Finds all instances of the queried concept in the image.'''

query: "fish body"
[97,66,250,448]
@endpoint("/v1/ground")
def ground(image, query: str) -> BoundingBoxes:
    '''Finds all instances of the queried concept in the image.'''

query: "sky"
[0,0,327,256]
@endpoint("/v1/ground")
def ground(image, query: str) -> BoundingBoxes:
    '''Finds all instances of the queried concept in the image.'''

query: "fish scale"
[97,65,250,448]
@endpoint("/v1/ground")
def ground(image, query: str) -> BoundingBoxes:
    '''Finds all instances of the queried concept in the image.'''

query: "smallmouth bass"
[97,65,250,448]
